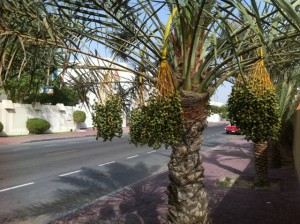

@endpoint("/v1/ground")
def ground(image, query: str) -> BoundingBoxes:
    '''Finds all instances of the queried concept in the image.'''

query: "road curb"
[24,135,96,144]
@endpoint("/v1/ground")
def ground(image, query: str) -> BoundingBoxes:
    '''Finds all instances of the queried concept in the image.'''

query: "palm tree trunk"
[167,91,211,224]
[268,141,281,168]
[254,141,269,187]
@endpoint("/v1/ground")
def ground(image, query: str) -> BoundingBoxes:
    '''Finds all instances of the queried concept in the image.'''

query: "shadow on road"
[0,162,166,224]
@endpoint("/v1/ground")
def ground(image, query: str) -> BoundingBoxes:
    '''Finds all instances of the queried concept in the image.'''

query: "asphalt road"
[0,123,243,223]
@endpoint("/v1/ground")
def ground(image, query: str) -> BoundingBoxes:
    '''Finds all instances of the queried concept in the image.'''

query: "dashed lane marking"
[47,150,78,156]
[59,170,82,177]
[0,182,35,193]
[14,147,30,151]
[126,155,139,159]
[147,151,156,154]
[0,148,172,193]
[44,144,57,147]
[98,161,116,167]
[67,142,78,144]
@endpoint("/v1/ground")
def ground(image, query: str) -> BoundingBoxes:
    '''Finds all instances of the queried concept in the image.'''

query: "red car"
[225,124,240,134]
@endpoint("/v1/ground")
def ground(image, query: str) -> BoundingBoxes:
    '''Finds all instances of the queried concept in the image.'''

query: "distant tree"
[219,105,228,119]
[209,104,228,119]
[4,70,45,103]
[31,86,80,106]
[0,4,63,99]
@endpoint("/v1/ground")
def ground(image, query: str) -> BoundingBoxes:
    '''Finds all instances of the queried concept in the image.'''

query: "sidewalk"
[0,122,225,146]
[49,140,300,224]
[0,129,94,145]
[0,127,129,146]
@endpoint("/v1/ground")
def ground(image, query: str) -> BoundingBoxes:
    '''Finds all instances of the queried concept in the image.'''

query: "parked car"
[225,124,240,134]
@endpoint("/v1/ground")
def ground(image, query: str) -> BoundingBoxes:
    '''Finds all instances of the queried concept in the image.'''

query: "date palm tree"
[269,66,300,168]
[1,0,300,223]
[227,58,281,187]
[0,5,65,99]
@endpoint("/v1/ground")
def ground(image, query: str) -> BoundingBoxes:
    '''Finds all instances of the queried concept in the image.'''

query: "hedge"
[73,110,86,123]
[0,121,3,132]
[26,118,51,134]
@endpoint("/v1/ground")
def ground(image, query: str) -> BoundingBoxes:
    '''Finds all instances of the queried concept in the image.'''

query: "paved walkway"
[0,122,225,146]
[0,128,129,146]
[0,128,95,145]
[1,125,299,224]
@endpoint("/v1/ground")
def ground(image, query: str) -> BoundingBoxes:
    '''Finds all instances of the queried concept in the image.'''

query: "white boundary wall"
[0,100,127,136]
[207,113,221,122]
[0,98,221,136]
[0,100,76,136]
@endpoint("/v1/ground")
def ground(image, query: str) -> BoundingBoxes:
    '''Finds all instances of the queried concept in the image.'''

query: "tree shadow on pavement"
[69,173,169,224]
[202,141,254,177]
[0,162,168,224]
[202,140,300,224]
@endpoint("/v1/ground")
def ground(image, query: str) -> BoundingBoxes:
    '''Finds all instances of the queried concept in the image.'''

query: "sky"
[210,81,233,104]
[74,2,235,105]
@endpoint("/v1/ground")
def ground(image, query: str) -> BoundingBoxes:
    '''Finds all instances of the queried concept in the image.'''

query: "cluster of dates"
[129,92,184,149]
[228,78,280,143]
[92,95,123,141]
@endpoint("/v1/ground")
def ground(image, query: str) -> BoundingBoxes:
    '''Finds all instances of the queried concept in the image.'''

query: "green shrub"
[73,110,86,123]
[0,121,3,132]
[26,118,51,134]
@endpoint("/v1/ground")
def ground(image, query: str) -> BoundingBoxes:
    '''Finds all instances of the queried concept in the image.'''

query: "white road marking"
[47,149,78,156]
[0,182,35,193]
[14,147,30,151]
[44,144,57,147]
[66,142,79,145]
[126,155,139,159]
[59,170,81,177]
[147,151,156,154]
[98,161,116,167]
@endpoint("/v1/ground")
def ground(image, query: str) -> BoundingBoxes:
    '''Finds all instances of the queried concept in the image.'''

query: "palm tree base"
[167,91,211,224]
[269,142,282,168]
[254,141,269,187]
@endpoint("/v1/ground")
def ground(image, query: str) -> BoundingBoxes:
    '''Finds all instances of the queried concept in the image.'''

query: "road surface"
[0,123,243,223]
